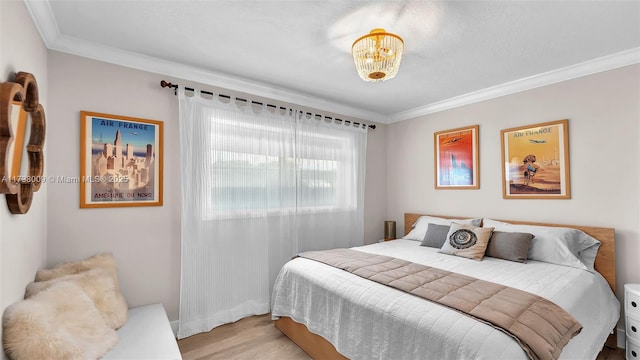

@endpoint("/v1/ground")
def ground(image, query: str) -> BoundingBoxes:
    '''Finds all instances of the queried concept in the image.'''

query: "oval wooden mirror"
[0,72,46,214]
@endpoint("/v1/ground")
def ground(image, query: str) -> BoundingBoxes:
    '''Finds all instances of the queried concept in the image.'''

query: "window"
[203,111,358,219]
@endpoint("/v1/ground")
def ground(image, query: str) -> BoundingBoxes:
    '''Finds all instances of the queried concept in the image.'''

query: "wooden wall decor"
[0,72,46,214]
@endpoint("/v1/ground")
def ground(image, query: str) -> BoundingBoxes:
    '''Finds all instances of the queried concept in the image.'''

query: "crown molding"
[24,0,60,47]
[54,34,387,123]
[389,47,640,123]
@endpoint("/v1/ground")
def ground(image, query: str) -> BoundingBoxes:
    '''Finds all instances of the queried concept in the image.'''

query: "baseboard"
[171,320,179,338]
[618,328,626,348]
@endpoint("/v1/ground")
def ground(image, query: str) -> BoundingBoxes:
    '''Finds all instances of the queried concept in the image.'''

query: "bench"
[103,304,182,359]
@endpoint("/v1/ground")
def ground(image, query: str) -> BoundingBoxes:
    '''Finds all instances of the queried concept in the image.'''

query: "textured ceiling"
[27,0,640,123]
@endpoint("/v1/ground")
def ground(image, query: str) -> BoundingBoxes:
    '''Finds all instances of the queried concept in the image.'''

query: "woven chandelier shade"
[352,28,404,82]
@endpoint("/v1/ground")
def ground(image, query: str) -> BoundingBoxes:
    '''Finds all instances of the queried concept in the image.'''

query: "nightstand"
[626,284,640,359]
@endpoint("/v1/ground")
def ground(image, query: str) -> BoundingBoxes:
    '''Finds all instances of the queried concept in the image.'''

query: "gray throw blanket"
[297,248,582,360]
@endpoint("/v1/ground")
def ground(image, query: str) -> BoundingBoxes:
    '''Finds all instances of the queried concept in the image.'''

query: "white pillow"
[482,218,600,271]
[403,216,482,241]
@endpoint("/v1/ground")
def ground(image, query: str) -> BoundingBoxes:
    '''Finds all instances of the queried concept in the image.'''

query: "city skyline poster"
[434,125,479,189]
[80,111,164,208]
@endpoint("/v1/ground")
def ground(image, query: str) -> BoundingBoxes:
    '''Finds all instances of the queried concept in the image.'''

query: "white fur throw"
[35,253,120,288]
[3,281,118,360]
[25,268,128,329]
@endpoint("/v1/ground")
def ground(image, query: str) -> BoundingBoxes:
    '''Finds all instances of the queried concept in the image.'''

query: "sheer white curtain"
[294,113,367,251]
[177,89,367,339]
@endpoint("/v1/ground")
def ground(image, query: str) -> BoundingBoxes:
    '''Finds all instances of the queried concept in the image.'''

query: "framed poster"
[80,111,163,208]
[500,119,570,199]
[434,125,479,189]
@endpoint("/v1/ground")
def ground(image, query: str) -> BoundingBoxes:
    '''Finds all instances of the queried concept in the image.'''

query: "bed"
[271,213,620,360]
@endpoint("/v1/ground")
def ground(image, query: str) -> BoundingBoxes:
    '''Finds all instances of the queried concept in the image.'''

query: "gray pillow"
[420,224,450,248]
[485,231,534,263]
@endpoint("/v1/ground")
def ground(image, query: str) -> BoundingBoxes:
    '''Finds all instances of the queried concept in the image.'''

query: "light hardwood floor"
[178,314,311,360]
[177,314,625,360]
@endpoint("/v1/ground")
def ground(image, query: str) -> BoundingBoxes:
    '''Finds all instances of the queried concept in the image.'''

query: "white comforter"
[271,240,620,360]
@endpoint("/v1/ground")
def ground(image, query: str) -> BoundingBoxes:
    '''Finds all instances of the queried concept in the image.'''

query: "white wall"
[46,52,182,320]
[0,1,49,359]
[46,51,388,321]
[386,64,640,335]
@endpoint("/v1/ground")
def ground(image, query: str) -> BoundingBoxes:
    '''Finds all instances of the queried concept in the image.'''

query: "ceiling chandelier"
[352,28,404,82]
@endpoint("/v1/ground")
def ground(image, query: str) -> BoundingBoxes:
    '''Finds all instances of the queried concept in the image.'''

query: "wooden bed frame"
[274,213,617,358]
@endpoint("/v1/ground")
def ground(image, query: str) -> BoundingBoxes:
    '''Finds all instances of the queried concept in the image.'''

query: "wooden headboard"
[403,213,616,293]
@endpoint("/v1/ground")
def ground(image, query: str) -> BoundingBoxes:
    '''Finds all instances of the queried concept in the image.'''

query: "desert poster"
[502,120,569,199]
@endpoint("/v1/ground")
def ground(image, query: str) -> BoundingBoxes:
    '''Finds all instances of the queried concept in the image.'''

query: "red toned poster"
[435,126,478,189]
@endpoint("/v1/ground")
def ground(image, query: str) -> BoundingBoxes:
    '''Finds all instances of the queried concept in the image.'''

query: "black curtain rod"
[160,80,376,130]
